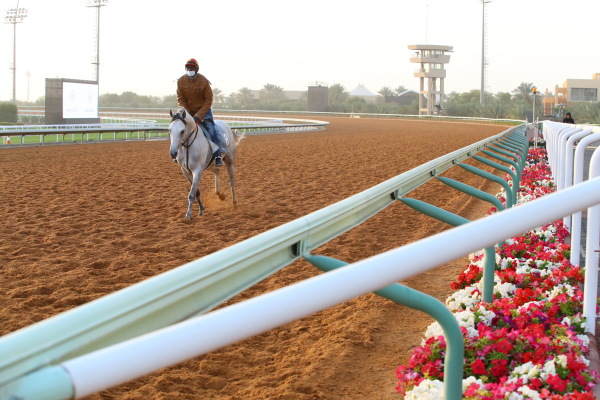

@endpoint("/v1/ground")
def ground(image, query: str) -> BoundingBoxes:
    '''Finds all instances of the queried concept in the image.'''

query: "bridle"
[170,113,199,168]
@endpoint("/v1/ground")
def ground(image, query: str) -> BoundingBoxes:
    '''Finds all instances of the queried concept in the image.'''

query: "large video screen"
[62,82,99,119]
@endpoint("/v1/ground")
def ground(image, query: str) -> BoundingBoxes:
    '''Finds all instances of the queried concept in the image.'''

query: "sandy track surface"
[0,117,509,399]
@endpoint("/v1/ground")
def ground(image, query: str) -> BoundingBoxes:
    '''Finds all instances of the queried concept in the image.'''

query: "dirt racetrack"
[0,117,510,399]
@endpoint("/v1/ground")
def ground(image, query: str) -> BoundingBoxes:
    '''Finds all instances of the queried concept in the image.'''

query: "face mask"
[186,70,196,77]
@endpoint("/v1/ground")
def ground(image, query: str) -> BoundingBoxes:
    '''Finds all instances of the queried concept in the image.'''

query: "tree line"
[8,82,600,124]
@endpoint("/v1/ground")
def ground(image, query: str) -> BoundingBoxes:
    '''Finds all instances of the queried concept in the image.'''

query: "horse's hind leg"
[195,188,204,215]
[226,163,238,207]
[213,166,226,201]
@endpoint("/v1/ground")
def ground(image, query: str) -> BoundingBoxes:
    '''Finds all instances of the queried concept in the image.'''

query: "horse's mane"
[177,107,191,120]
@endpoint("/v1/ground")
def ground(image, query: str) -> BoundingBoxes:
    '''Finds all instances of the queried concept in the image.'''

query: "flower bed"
[396,147,599,399]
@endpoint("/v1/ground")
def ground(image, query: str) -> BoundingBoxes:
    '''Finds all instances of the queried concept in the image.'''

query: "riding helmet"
[185,58,199,68]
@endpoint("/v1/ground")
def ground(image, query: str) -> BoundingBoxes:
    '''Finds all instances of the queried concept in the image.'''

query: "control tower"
[408,44,453,116]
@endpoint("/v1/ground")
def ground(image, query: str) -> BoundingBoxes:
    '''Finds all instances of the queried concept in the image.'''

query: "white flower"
[494,281,517,298]
[516,385,542,399]
[577,334,590,347]
[556,354,567,368]
[404,378,444,400]
[422,308,495,343]
[546,283,576,300]
[462,376,484,391]
[446,285,481,312]
[540,358,557,380]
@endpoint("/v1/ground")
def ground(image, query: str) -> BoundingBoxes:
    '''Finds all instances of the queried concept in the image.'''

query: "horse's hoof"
[218,193,226,201]
[185,214,192,220]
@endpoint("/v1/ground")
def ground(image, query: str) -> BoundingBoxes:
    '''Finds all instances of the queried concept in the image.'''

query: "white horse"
[168,108,245,219]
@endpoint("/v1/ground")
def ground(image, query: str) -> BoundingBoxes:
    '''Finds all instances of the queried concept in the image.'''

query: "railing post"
[436,176,504,211]
[304,254,464,400]
[583,148,600,334]
[569,132,600,267]
[481,150,522,185]
[472,155,518,206]
[399,198,496,303]
[458,163,514,209]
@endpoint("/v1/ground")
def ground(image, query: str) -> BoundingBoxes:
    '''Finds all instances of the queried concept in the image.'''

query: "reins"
[181,125,198,169]
[170,113,212,170]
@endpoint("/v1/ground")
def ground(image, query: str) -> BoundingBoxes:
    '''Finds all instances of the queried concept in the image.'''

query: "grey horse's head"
[168,109,189,160]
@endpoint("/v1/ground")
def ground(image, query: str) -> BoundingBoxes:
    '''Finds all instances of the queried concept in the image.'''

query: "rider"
[176,58,223,167]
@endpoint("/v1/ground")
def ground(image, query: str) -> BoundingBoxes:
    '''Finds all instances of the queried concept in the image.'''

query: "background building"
[543,73,600,116]
[408,44,452,116]
[349,84,380,104]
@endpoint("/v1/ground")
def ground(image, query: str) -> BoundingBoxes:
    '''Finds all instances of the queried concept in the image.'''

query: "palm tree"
[259,84,285,101]
[378,86,394,97]
[328,84,348,105]
[512,82,534,104]
[395,85,408,95]
[235,87,255,108]
[213,87,225,104]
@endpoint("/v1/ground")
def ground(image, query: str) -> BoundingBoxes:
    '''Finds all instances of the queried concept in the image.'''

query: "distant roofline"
[408,44,453,52]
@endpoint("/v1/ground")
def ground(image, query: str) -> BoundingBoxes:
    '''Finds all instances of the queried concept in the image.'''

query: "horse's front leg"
[180,167,203,216]
[186,171,204,219]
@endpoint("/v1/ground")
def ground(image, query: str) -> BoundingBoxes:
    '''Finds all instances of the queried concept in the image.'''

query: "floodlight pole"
[87,0,108,85]
[480,0,491,105]
[532,86,537,125]
[4,0,28,103]
[26,71,30,102]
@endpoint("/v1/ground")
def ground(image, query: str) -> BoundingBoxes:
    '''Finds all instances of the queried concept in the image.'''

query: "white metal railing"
[541,120,600,334]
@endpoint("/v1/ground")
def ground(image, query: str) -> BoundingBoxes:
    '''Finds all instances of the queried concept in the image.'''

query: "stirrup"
[215,156,224,167]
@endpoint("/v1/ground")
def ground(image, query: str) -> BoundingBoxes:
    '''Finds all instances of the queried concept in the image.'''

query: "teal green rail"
[398,198,496,303]
[304,254,464,400]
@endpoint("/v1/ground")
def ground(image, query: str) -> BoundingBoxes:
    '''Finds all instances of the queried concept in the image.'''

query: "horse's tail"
[232,129,246,145]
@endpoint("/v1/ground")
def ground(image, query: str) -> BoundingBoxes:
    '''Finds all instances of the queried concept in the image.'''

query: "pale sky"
[1,0,599,103]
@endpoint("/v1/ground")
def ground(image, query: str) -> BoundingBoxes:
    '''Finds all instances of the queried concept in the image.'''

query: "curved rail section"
[0,116,329,147]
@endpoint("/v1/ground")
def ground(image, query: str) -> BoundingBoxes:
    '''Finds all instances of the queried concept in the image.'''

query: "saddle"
[198,123,227,155]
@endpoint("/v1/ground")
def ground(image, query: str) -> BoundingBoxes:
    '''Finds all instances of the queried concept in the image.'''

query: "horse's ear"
[182,110,187,119]
[169,109,173,117]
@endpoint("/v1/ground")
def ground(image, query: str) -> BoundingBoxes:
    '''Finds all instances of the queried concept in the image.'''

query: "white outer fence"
[540,120,600,335]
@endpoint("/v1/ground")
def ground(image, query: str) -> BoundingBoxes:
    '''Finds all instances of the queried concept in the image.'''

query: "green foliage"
[17,80,598,123]
[99,92,176,108]
[0,101,18,123]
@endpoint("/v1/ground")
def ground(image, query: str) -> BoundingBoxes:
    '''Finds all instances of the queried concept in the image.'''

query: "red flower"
[471,359,487,375]
[493,339,513,354]
[489,359,508,377]
[420,362,441,378]
[529,377,542,390]
[547,373,568,392]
